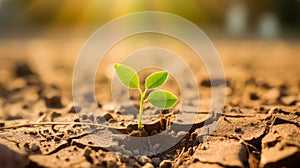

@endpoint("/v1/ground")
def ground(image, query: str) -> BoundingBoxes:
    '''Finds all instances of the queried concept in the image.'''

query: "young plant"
[114,63,178,131]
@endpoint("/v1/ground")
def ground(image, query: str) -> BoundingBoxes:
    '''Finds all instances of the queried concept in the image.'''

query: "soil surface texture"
[0,39,299,168]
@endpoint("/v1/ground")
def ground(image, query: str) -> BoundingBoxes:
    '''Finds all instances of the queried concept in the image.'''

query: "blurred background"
[0,0,299,103]
[1,0,300,38]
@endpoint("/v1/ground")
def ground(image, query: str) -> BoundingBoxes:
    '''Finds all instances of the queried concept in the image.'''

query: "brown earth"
[0,37,299,168]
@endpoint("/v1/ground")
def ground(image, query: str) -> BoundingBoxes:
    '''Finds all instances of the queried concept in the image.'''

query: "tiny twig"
[178,147,185,158]
[36,110,50,123]
[230,134,259,152]
[166,117,171,130]
[159,112,164,130]
[222,113,255,118]
[0,122,122,130]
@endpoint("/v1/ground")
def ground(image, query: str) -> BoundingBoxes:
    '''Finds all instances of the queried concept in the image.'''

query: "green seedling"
[114,63,178,131]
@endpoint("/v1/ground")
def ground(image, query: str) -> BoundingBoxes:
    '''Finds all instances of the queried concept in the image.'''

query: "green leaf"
[148,90,178,109]
[145,71,168,89]
[114,63,139,88]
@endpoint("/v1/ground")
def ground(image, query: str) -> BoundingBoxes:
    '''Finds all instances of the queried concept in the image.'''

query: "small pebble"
[138,155,152,165]
[44,95,63,108]
[103,113,113,121]
[159,160,172,168]
[29,142,41,153]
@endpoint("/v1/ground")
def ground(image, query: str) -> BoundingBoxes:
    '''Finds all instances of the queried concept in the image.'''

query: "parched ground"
[0,36,299,168]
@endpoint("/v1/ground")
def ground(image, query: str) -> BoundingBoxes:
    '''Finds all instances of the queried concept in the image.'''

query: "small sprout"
[114,63,178,131]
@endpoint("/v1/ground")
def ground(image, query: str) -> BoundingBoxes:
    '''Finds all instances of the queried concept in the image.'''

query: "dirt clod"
[260,123,300,167]
[44,96,63,108]
[193,137,248,167]
[137,155,152,165]
[129,129,149,137]
[159,160,172,168]
[29,142,41,153]
[104,113,113,121]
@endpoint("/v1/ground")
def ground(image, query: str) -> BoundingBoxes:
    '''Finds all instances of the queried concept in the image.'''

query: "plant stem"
[138,88,147,130]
